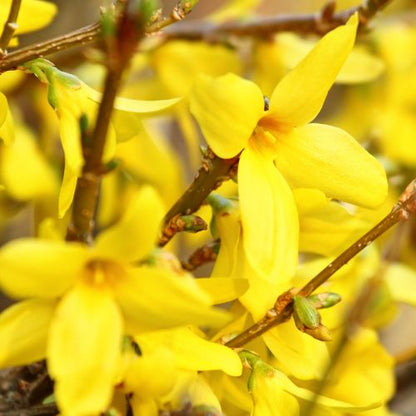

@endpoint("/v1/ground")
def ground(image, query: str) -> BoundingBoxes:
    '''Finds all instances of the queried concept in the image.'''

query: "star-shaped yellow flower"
[0,187,229,416]
[190,14,387,283]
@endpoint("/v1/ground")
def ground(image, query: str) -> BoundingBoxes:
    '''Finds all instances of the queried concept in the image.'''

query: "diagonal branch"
[225,178,416,348]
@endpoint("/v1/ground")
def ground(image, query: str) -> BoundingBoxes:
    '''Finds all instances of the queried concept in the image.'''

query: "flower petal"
[239,145,298,281]
[268,14,358,126]
[116,266,231,333]
[86,85,181,113]
[196,278,249,305]
[48,284,123,416]
[263,321,330,380]
[96,186,165,262]
[274,123,388,208]
[136,327,242,376]
[0,299,55,367]
[190,73,264,158]
[10,0,57,35]
[0,239,88,299]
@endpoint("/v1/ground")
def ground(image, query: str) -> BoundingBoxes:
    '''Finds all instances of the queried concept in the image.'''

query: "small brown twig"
[181,239,220,271]
[0,0,22,56]
[225,179,416,348]
[158,150,239,247]
[0,0,394,73]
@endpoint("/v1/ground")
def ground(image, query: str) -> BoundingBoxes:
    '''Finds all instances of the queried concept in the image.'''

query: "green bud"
[303,324,332,342]
[307,292,342,309]
[293,295,321,329]
[179,214,207,233]
[207,193,235,214]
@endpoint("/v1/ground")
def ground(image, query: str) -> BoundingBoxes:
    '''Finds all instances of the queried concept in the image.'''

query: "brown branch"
[158,150,239,247]
[0,403,58,416]
[225,179,416,348]
[163,0,393,41]
[0,0,393,73]
[0,23,101,73]
[0,0,22,55]
[66,3,145,243]
[181,239,220,271]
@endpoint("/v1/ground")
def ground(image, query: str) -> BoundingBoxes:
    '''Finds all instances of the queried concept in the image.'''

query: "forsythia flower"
[190,14,387,285]
[0,187,230,416]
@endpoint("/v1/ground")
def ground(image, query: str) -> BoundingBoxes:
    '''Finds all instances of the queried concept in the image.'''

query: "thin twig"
[158,150,239,247]
[0,403,58,416]
[0,0,393,73]
[181,239,220,271]
[225,179,416,348]
[0,23,101,73]
[66,2,145,243]
[163,0,393,40]
[0,0,22,55]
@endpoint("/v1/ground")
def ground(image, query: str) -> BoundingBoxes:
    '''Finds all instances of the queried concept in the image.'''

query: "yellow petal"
[48,284,123,416]
[96,186,165,262]
[58,164,79,218]
[0,299,55,367]
[137,327,242,376]
[385,263,416,306]
[294,188,368,256]
[272,32,384,84]
[0,92,10,141]
[0,102,14,144]
[1,124,56,200]
[268,14,358,126]
[190,73,264,158]
[152,40,242,97]
[85,85,181,113]
[196,278,249,305]
[274,123,388,208]
[263,320,330,380]
[124,346,175,397]
[2,0,57,35]
[211,204,241,278]
[0,239,88,299]
[116,266,231,333]
[239,145,298,281]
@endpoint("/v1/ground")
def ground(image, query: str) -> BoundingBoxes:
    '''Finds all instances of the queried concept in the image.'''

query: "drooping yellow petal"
[0,299,55,367]
[0,0,57,35]
[96,186,164,262]
[136,327,242,376]
[263,320,330,380]
[268,14,358,127]
[116,266,231,333]
[274,123,388,208]
[238,144,298,281]
[190,73,264,158]
[196,278,249,305]
[85,85,181,114]
[48,284,123,416]
[1,124,56,200]
[294,188,368,256]
[0,239,89,299]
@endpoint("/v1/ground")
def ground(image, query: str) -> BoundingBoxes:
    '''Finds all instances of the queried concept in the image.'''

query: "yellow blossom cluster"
[0,1,415,416]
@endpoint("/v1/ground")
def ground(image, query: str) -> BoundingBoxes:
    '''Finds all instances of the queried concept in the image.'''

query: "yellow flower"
[24,59,181,217]
[190,14,387,282]
[0,187,230,416]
